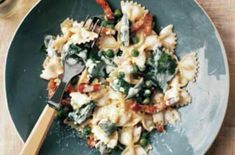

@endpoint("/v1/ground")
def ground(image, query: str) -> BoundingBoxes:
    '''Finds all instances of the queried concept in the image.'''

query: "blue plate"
[5,0,229,154]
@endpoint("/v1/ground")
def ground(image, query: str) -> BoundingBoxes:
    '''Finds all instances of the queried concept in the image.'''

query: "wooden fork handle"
[20,105,56,155]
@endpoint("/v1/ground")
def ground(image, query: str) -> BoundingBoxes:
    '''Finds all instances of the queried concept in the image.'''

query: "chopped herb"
[139,131,150,147]
[82,127,91,137]
[116,50,123,56]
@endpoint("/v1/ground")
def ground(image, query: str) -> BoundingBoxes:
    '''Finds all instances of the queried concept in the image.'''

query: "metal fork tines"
[48,17,103,109]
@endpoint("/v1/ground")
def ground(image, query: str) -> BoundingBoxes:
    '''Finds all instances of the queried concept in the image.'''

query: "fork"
[19,16,102,155]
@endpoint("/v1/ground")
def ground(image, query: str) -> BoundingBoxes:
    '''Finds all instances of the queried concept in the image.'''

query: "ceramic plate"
[5,0,229,154]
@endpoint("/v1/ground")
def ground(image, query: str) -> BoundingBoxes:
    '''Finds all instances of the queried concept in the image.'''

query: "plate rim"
[3,0,230,154]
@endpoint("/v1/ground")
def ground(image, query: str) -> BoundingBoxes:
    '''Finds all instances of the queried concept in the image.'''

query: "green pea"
[106,49,114,58]
[131,36,139,44]
[132,49,139,57]
[144,89,151,97]
[143,98,151,104]
[139,138,148,147]
[117,72,125,79]
[114,9,122,18]
[82,127,91,137]
[145,80,153,88]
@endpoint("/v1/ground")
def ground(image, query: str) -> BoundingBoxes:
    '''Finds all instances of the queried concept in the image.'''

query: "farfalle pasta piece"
[89,88,110,106]
[169,74,188,88]
[121,145,147,155]
[92,103,131,126]
[124,113,142,127]
[119,127,133,146]
[132,49,147,69]
[69,92,91,111]
[153,112,164,124]
[164,87,180,106]
[176,89,191,107]
[92,125,118,148]
[178,52,198,83]
[140,33,162,51]
[164,108,181,125]
[60,18,73,36]
[121,0,148,22]
[140,114,155,131]
[119,126,142,147]
[52,35,67,52]
[98,35,120,51]
[40,56,63,80]
[159,24,177,53]
[69,21,98,45]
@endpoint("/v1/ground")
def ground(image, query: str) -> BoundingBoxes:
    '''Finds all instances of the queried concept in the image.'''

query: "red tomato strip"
[87,136,96,148]
[48,79,57,99]
[77,83,101,93]
[156,122,165,133]
[142,14,153,36]
[96,0,114,20]
[130,101,167,114]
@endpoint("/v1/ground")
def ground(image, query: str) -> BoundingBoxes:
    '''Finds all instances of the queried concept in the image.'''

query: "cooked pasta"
[40,0,199,154]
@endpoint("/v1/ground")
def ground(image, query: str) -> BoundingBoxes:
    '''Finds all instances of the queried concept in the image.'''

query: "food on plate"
[40,0,199,154]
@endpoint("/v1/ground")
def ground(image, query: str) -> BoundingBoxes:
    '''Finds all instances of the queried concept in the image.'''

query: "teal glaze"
[5,0,229,155]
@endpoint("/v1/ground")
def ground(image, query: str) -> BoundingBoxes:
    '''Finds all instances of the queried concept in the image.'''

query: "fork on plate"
[19,16,102,155]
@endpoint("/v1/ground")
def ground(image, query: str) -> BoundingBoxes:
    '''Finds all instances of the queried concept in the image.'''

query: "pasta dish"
[40,0,198,154]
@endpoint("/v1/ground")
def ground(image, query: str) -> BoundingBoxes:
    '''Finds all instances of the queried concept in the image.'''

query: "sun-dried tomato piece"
[48,79,57,99]
[131,14,147,32]
[156,122,165,133]
[65,83,74,93]
[142,13,153,36]
[96,0,114,20]
[87,136,96,148]
[130,100,167,114]
[77,83,101,93]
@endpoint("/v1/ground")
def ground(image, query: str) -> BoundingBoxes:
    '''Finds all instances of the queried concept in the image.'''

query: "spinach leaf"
[86,59,106,79]
[99,120,117,136]
[68,101,96,124]
[146,47,177,91]
[66,43,88,61]
[112,78,133,94]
